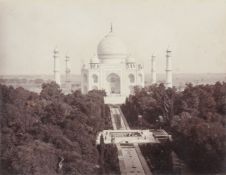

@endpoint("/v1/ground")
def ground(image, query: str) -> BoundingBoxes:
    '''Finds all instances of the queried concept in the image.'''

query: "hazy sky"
[0,0,226,75]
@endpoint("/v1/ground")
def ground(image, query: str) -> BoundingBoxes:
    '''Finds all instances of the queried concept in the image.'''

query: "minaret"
[65,55,71,83]
[110,22,113,33]
[165,49,172,88]
[53,48,61,86]
[151,55,156,84]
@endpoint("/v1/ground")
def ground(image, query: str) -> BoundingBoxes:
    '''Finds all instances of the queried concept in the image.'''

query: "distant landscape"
[0,73,225,93]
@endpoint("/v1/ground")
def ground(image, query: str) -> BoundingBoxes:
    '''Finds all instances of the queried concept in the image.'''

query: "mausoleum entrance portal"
[107,73,121,95]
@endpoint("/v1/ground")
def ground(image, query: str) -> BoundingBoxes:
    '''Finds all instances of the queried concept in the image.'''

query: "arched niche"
[128,74,135,83]
[92,74,98,83]
[83,74,88,82]
[138,74,143,84]
[106,73,121,94]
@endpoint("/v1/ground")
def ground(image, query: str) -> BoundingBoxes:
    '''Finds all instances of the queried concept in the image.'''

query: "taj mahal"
[81,25,145,104]
[53,25,173,104]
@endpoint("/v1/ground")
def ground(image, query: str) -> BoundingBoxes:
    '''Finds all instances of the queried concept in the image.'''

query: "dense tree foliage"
[140,142,172,174]
[0,82,119,175]
[121,82,226,173]
[97,138,120,175]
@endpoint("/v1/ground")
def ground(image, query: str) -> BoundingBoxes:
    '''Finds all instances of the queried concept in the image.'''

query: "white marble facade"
[81,26,144,103]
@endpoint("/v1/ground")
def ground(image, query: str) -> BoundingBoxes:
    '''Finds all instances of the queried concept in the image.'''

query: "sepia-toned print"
[0,0,226,175]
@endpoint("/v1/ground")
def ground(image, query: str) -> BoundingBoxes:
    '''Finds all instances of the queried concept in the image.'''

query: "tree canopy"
[121,82,226,173]
[0,82,117,175]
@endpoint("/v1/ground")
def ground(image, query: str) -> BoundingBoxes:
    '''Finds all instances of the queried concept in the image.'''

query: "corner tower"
[151,55,156,84]
[165,49,172,88]
[53,48,61,86]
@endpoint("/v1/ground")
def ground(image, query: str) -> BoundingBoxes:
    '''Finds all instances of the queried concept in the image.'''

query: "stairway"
[109,105,152,175]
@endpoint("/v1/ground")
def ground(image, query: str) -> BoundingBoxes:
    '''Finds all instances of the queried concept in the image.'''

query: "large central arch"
[106,73,121,95]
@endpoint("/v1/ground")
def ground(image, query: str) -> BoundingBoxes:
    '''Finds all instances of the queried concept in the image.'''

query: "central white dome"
[97,31,128,63]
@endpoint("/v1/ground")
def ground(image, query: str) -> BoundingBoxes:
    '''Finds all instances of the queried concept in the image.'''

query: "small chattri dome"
[126,57,135,63]
[90,55,99,63]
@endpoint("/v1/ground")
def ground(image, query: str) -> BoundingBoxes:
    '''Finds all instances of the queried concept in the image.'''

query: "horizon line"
[0,72,226,76]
